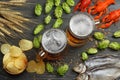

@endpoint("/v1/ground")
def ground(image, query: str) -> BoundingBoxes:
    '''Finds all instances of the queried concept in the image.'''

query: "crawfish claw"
[94,12,104,20]
[99,21,113,29]
[74,2,81,12]
[88,6,95,14]
[98,24,109,29]
[102,15,109,22]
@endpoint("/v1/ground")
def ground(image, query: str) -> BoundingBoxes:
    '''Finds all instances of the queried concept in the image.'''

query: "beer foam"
[70,13,94,37]
[42,29,67,54]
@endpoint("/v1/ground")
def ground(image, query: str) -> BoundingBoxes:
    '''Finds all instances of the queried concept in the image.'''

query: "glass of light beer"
[66,13,95,47]
[39,29,67,60]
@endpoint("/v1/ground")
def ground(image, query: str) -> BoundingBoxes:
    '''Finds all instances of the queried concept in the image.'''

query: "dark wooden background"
[0,0,120,80]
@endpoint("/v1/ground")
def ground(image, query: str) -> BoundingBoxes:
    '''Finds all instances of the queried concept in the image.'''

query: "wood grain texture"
[0,0,120,80]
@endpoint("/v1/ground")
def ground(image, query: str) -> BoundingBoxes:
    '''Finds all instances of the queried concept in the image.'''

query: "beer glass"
[39,29,67,60]
[66,13,95,47]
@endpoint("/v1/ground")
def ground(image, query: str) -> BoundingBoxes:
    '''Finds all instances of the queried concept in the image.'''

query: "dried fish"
[73,63,86,74]
[85,54,120,70]
[87,67,120,80]
[74,54,120,80]
[76,73,89,80]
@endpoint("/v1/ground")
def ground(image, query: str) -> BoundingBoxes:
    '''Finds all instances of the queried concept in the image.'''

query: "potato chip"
[3,50,27,75]
[19,39,33,51]
[14,58,26,70]
[20,53,28,64]
[3,53,13,68]
[6,62,19,74]
[0,44,11,55]
[35,59,45,74]
[9,46,22,57]
[26,60,37,73]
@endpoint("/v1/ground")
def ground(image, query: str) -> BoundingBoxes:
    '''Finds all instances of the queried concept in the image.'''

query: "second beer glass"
[66,13,95,47]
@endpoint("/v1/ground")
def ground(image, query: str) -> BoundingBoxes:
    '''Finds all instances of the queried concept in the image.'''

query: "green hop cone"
[55,0,61,6]
[46,62,54,73]
[34,24,44,35]
[87,48,98,54]
[62,2,71,14]
[113,30,120,38]
[66,0,75,6]
[98,40,110,49]
[109,42,120,50]
[34,4,42,16]
[55,6,63,18]
[44,15,52,24]
[81,52,88,61]
[33,37,40,48]
[57,64,69,76]
[53,18,63,28]
[94,32,105,40]
[45,0,54,14]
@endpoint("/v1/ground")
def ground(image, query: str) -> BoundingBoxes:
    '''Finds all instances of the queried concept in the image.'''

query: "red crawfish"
[88,0,115,20]
[74,0,91,12]
[99,9,120,29]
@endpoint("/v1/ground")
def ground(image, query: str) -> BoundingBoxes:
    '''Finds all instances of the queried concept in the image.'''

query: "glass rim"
[41,28,67,54]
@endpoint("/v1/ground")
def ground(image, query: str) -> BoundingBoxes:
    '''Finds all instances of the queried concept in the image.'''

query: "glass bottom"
[66,29,88,47]
[38,46,68,61]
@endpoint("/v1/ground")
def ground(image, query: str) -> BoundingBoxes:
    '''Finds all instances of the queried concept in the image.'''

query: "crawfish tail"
[74,2,81,12]
[98,23,111,29]
[98,24,107,29]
